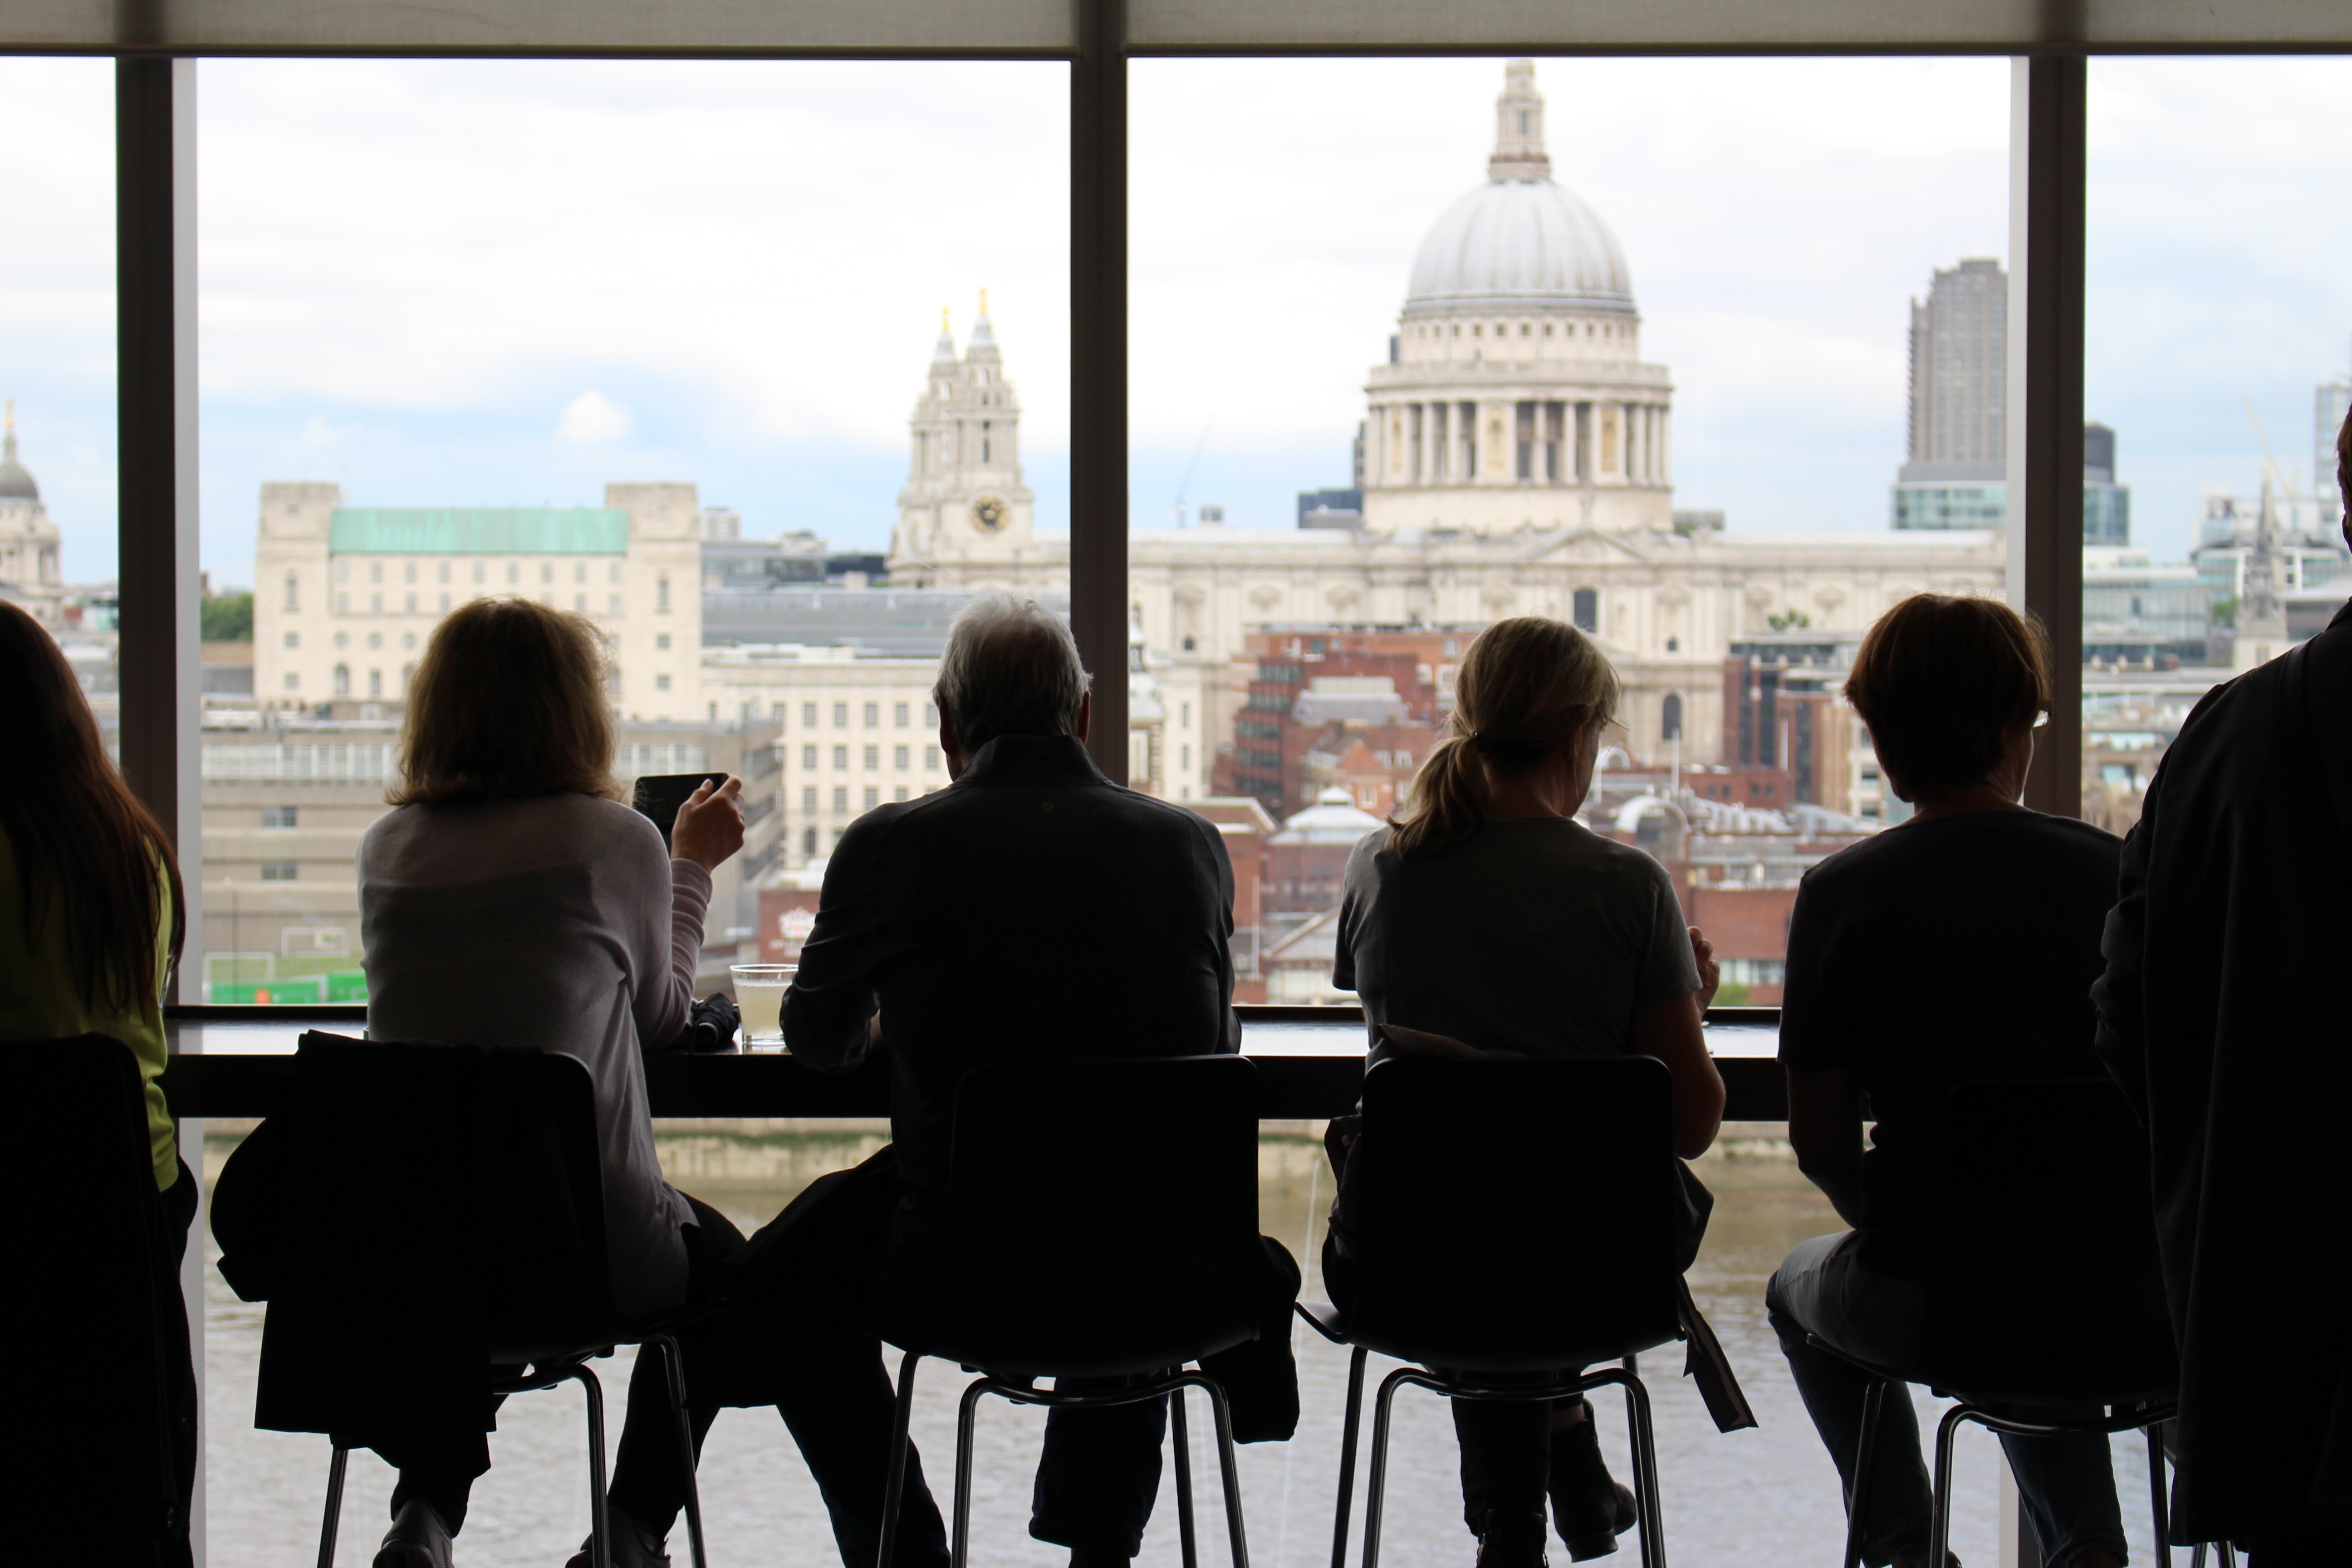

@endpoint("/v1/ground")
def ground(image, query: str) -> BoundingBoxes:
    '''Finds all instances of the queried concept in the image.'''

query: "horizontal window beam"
[10,0,2350,57]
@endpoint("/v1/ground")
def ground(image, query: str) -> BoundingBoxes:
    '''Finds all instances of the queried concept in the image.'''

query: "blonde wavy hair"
[1388,616,1620,856]
[389,596,623,806]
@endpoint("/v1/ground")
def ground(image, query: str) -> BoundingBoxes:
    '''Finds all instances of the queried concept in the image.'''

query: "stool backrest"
[942,1054,1261,1376]
[219,1031,614,1442]
[1342,1055,1682,1371]
[8,1033,181,1545]
[1919,1075,2176,1404]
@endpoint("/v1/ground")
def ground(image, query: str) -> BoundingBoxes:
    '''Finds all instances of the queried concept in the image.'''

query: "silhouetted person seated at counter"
[607,592,1300,1568]
[0,599,198,1561]
[1767,594,2127,1568]
[213,598,747,1568]
[1329,615,1727,1568]
[2090,411,2352,1567]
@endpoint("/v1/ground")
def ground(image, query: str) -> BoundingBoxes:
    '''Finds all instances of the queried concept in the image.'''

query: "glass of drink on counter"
[730,964,794,1051]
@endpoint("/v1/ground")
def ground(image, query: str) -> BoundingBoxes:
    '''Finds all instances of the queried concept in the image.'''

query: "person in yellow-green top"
[0,598,196,1548]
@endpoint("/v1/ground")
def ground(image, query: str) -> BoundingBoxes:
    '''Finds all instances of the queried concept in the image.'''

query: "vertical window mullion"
[114,56,203,996]
[1070,0,1128,781]
[2008,54,2087,818]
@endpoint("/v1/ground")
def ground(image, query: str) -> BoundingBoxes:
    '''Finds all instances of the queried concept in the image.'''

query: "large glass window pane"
[196,60,1068,1004]
[2083,58,2352,833]
[1117,59,2011,1010]
[0,59,118,720]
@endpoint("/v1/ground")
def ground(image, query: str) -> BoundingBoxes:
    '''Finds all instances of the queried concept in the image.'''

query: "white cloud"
[555,390,633,445]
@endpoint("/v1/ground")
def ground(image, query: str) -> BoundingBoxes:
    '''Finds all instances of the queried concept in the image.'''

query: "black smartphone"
[632,771,730,849]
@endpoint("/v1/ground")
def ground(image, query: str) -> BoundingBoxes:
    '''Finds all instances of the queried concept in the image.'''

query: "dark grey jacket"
[2095,600,2352,1541]
[783,733,1239,1246]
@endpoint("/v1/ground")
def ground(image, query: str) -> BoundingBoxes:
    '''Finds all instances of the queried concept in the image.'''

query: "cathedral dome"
[1404,59,1635,317]
[0,417,37,502]
[1407,180,1633,315]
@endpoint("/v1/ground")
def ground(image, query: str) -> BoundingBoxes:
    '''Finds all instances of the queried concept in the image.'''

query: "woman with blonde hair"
[254,597,745,1568]
[1332,615,1725,1567]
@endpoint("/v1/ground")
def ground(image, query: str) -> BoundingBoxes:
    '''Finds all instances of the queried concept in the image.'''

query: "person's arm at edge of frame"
[2092,763,2161,1123]
[1632,924,1725,1161]
[780,813,886,1073]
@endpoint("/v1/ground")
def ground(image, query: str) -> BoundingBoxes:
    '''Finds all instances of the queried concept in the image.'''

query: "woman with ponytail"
[1330,615,1725,1567]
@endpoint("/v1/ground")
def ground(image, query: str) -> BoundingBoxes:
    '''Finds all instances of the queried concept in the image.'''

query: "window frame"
[100,9,2326,1004]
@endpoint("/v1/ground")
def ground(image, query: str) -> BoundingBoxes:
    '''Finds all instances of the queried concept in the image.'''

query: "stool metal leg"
[1927,1402,1973,1568]
[566,1364,613,1568]
[878,1352,921,1568]
[2146,1421,2170,1568]
[1200,1376,1252,1568]
[950,1375,994,1568]
[1171,1384,1200,1568]
[650,1335,710,1568]
[317,1444,350,1568]
[1842,1379,1889,1568]
[1613,1370,1665,1568]
[1359,1368,1418,1568]
[1328,1348,1368,1568]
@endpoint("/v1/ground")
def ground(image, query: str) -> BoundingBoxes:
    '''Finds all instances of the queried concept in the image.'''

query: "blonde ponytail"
[1387,616,1621,857]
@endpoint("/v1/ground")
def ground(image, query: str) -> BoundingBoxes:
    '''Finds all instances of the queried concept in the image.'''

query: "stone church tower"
[890,294,1043,585]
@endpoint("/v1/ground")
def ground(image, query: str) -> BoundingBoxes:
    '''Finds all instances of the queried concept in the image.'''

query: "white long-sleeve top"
[358,792,707,1320]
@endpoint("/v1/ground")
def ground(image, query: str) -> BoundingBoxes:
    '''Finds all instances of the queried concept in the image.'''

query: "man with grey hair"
[748,592,1297,1568]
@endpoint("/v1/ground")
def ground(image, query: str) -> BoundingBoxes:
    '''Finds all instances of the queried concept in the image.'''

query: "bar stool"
[1818,1077,2178,1568]
[14,1032,192,1563]
[870,1054,1268,1568]
[1298,1056,1689,1568]
[211,1031,712,1568]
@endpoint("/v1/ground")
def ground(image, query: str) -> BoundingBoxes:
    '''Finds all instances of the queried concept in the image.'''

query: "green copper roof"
[329,507,630,555]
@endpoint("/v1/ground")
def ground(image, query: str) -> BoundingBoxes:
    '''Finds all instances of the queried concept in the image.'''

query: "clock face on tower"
[971,495,1008,534]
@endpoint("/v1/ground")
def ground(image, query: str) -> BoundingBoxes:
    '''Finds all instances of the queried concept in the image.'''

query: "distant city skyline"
[1,55,2349,586]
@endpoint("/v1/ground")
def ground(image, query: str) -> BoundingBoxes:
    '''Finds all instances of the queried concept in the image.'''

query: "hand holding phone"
[671,777,746,872]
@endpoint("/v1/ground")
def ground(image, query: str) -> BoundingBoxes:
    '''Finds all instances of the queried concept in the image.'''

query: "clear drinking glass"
[730,964,794,1051]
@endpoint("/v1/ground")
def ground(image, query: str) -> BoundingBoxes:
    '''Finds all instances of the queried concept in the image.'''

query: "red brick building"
[1217,624,1471,817]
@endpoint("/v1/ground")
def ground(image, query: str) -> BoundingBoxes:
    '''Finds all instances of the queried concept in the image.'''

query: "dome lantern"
[0,401,40,503]
[1489,58,1551,182]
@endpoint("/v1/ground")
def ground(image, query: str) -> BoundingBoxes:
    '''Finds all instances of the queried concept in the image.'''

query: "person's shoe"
[1474,1508,1550,1568]
[373,1500,455,1568]
[1547,1407,1637,1561]
[561,1505,671,1568]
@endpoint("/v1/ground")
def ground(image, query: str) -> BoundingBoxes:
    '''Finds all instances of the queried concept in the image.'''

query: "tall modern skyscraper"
[1888,256,2129,543]
[2082,421,2130,546]
[1893,258,2007,529]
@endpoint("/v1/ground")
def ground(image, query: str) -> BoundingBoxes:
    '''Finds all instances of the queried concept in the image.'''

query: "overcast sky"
[1,53,2347,587]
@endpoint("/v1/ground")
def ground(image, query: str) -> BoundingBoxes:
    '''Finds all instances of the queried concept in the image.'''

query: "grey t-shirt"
[1334,817,1700,1064]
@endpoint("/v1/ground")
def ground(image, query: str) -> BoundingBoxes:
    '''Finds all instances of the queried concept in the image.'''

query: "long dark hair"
[0,601,186,1012]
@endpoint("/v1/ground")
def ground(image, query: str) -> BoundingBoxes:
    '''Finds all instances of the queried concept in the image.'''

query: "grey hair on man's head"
[933,593,1093,753]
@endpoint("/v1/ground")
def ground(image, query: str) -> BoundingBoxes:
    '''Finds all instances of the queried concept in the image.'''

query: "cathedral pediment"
[1516,526,1659,567]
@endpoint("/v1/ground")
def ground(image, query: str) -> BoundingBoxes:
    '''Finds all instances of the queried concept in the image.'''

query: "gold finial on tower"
[5,399,13,432]
[941,306,951,332]
[978,287,989,316]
